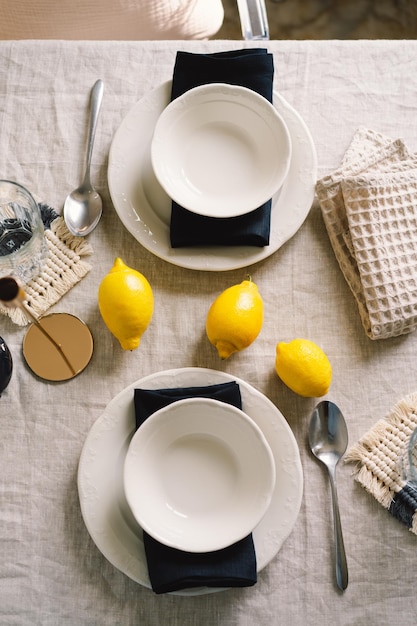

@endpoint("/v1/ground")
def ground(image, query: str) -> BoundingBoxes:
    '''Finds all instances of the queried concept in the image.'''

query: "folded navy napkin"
[133,381,257,594]
[171,49,274,102]
[169,49,274,248]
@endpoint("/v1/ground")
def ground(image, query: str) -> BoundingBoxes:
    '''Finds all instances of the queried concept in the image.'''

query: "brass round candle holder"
[0,276,93,381]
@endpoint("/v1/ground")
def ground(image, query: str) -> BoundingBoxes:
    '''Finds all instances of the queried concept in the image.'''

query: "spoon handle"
[84,79,104,184]
[328,468,348,591]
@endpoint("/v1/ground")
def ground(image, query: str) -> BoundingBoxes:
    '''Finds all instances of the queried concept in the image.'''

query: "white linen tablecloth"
[1,39,417,625]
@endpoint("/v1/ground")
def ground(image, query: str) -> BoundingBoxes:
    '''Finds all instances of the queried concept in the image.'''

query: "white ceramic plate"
[124,397,276,552]
[151,83,291,218]
[108,82,317,271]
[78,368,303,596]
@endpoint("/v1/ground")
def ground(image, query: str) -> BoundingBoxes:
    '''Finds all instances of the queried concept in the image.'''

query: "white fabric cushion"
[1,0,224,40]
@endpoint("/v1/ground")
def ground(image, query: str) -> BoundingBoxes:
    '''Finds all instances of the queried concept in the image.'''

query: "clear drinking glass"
[237,0,269,40]
[0,180,48,283]
[406,427,417,484]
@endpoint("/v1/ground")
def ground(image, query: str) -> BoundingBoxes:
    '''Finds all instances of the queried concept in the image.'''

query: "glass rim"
[0,179,38,203]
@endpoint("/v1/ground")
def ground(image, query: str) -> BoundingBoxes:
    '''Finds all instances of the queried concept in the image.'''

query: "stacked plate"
[107,81,317,271]
[77,367,304,596]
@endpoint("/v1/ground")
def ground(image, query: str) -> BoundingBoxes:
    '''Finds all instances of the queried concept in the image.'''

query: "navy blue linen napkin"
[133,381,257,594]
[169,49,274,248]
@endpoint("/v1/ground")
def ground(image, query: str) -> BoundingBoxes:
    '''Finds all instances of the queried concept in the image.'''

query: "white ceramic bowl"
[151,83,292,218]
[123,397,276,553]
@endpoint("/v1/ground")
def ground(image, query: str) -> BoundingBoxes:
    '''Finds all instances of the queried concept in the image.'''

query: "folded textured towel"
[0,203,92,325]
[345,392,417,535]
[133,381,257,594]
[316,127,417,339]
[169,49,274,248]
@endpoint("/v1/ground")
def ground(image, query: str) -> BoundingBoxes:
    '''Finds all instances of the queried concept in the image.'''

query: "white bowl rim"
[123,396,276,553]
[150,82,292,218]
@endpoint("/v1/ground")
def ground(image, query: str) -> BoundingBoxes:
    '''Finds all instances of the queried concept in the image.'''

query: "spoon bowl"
[309,400,349,591]
[64,79,104,237]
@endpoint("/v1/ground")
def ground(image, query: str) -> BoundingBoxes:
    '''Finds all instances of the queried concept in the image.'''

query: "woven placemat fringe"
[50,217,93,256]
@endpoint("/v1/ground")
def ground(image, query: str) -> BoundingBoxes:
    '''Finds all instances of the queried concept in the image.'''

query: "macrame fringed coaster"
[345,393,417,535]
[0,216,93,325]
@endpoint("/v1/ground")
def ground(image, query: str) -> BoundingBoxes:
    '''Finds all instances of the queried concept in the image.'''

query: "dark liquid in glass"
[0,218,31,256]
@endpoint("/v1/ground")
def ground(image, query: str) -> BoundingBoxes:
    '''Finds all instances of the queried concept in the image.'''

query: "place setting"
[108,48,317,271]
[77,367,304,595]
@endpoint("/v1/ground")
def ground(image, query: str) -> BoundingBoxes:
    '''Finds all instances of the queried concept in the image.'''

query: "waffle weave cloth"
[316,127,417,340]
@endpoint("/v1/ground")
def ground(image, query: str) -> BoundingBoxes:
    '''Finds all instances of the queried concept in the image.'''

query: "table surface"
[1,39,417,626]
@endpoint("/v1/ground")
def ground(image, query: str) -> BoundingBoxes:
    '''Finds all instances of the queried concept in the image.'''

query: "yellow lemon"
[275,338,332,397]
[206,278,263,359]
[98,257,154,350]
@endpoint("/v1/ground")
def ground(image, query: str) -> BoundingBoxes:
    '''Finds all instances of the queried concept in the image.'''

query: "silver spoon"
[309,400,349,591]
[64,79,104,237]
